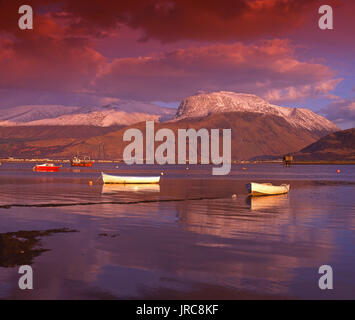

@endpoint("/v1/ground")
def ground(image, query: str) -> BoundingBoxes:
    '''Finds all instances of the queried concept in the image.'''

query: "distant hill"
[292,128,355,160]
[0,112,339,160]
[0,126,121,158]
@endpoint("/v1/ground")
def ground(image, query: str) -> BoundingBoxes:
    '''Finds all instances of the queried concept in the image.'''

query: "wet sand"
[0,163,354,299]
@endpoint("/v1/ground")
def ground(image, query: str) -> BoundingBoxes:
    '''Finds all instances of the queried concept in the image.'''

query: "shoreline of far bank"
[1,159,355,165]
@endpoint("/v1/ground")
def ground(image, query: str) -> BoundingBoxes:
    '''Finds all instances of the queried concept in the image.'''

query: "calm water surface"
[0,163,354,299]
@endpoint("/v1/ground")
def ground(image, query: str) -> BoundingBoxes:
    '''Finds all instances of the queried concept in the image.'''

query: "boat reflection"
[101,183,160,194]
[247,194,289,211]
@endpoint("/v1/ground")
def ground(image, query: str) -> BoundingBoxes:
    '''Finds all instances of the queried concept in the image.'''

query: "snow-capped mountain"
[0,101,175,127]
[175,91,339,133]
[0,92,341,160]
[0,92,339,133]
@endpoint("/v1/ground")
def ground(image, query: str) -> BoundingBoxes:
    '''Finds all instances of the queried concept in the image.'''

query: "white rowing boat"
[246,182,290,196]
[101,172,161,184]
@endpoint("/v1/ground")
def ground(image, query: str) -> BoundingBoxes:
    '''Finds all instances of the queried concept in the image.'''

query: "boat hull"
[34,165,61,172]
[71,161,94,167]
[246,182,290,196]
[102,172,161,184]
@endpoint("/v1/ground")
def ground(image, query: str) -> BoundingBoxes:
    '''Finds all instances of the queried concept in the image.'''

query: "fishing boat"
[33,163,62,172]
[71,155,94,167]
[102,172,161,184]
[246,182,290,196]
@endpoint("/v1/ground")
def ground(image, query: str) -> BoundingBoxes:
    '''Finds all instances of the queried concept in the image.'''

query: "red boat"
[33,163,62,172]
[71,156,94,167]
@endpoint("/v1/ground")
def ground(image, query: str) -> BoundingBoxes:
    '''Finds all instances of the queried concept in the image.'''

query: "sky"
[0,0,354,128]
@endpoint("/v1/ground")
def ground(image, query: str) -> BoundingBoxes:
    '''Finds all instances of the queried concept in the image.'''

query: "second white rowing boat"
[246,182,290,196]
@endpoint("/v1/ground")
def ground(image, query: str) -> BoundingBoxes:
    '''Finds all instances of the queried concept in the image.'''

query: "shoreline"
[1,159,355,165]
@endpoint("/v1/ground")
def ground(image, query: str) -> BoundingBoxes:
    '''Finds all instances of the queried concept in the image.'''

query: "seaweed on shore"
[0,228,77,268]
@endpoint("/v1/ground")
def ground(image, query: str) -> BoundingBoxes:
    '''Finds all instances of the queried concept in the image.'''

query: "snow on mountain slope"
[0,101,175,127]
[175,91,339,133]
[0,105,83,123]
[17,110,162,127]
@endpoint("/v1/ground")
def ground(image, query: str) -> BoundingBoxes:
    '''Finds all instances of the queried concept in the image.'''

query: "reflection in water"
[0,228,77,268]
[101,184,160,194]
[172,196,336,295]
[0,164,354,299]
[247,194,289,211]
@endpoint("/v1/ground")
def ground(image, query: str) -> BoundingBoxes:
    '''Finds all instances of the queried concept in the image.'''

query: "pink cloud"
[0,27,339,105]
[264,79,342,103]
[93,40,338,101]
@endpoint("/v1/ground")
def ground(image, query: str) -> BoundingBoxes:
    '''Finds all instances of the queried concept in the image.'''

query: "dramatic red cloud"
[56,0,328,42]
[93,40,338,101]
[1,3,339,104]
[0,1,106,92]
[0,0,336,41]
[0,35,105,92]
[0,0,353,131]
[0,31,339,102]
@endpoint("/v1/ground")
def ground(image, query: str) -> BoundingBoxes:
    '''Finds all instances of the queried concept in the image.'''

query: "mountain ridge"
[0,92,339,135]
[174,91,339,135]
